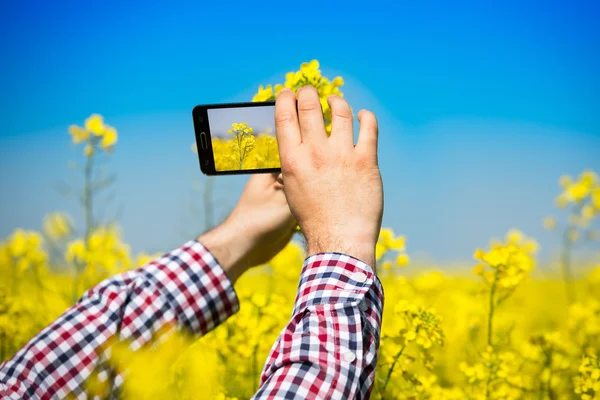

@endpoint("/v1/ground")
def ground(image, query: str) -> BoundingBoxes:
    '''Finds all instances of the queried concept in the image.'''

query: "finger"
[297,86,327,145]
[327,95,354,151]
[356,110,379,164]
[276,173,283,185]
[275,89,301,158]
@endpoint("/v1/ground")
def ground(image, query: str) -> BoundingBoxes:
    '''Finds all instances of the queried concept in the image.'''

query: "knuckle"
[354,151,376,170]
[310,147,327,170]
[281,156,298,175]
[275,111,295,127]
[329,97,352,120]
[355,156,370,171]
[334,151,349,169]
[297,99,321,113]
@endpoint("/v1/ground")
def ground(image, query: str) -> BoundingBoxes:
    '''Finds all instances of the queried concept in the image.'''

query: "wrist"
[197,221,251,283]
[306,237,376,272]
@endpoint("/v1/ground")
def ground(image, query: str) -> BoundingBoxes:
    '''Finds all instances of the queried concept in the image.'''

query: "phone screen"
[206,104,278,172]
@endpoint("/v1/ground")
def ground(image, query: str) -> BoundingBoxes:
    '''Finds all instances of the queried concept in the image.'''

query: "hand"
[198,173,297,283]
[274,87,383,270]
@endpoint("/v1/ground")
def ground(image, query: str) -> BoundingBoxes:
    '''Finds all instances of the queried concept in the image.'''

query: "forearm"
[253,252,384,399]
[0,240,239,399]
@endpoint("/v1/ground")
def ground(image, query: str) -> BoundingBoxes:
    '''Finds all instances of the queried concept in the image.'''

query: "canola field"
[212,123,280,171]
[1,60,599,399]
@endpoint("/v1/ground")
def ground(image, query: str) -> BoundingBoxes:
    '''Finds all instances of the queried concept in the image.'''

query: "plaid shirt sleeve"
[253,252,384,400]
[0,240,239,400]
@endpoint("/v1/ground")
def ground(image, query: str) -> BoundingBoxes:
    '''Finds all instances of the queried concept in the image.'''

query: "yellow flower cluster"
[66,225,131,275]
[556,170,600,207]
[574,353,600,400]
[212,134,278,171]
[472,229,538,290]
[88,330,228,400]
[377,227,410,270]
[460,346,529,399]
[69,113,118,156]
[568,299,600,350]
[4,229,47,274]
[2,219,600,398]
[227,122,253,135]
[252,59,345,134]
[395,300,444,349]
[547,170,600,233]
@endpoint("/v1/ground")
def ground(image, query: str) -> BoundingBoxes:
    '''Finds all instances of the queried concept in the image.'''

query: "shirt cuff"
[293,252,384,329]
[155,240,240,334]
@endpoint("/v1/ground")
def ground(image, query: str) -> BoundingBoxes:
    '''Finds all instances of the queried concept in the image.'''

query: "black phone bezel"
[192,101,280,176]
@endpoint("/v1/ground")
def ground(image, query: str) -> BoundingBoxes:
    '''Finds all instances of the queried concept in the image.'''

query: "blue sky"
[208,106,275,138]
[0,0,599,263]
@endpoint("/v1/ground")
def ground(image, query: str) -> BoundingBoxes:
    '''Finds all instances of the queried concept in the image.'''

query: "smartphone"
[192,101,280,175]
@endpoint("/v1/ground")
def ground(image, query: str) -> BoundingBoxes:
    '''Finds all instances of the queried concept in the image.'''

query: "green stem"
[0,334,5,361]
[561,229,574,304]
[380,344,405,399]
[236,132,244,169]
[488,268,500,347]
[252,343,260,393]
[546,352,554,400]
[73,150,94,303]
[72,267,81,304]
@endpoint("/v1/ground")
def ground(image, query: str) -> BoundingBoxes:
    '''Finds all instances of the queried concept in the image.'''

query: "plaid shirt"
[1,240,384,399]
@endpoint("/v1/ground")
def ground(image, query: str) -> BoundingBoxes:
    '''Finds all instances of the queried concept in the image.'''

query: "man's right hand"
[274,86,383,270]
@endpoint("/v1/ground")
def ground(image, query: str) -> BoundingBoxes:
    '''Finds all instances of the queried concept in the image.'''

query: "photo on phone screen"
[193,102,279,175]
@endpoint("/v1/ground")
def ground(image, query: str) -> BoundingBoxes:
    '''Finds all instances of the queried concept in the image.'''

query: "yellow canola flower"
[332,76,344,86]
[68,125,90,144]
[6,229,46,273]
[559,174,573,188]
[8,229,42,258]
[65,239,86,264]
[574,353,600,399]
[472,230,537,290]
[505,229,524,244]
[100,126,118,149]
[592,188,600,209]
[567,181,591,202]
[85,114,105,136]
[252,59,345,134]
[43,212,73,241]
[68,114,117,154]
[253,84,276,102]
[580,169,598,186]
[395,301,444,349]
[582,204,596,220]
[64,226,131,274]
[8,229,29,258]
[375,228,407,264]
[396,253,410,267]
